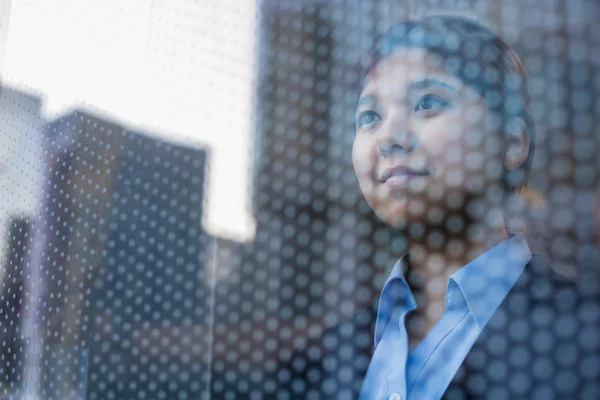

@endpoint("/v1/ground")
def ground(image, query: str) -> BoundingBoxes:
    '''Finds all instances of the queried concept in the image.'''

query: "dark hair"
[356,15,535,192]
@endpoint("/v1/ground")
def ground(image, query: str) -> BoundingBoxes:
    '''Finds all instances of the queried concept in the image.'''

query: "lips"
[380,165,429,184]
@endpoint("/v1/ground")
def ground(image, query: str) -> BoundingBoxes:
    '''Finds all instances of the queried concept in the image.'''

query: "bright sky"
[2,0,258,242]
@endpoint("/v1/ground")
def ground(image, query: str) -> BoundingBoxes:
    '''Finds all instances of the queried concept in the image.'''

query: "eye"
[356,110,382,128]
[414,94,449,112]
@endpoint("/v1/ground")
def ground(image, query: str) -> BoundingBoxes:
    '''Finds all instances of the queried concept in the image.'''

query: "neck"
[403,201,509,348]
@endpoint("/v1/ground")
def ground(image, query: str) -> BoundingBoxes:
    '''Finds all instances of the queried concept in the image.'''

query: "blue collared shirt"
[360,234,532,400]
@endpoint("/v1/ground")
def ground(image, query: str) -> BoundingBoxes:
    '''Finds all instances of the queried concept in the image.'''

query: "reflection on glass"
[0,1,596,399]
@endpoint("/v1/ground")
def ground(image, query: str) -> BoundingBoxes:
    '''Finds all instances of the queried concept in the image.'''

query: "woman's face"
[353,48,504,231]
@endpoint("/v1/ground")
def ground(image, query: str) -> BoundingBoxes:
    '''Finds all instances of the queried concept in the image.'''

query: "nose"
[377,110,416,157]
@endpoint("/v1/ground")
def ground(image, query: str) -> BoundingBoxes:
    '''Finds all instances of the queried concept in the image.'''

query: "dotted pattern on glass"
[0,0,597,399]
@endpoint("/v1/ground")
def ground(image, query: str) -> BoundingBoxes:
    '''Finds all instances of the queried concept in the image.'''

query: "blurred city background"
[0,0,597,398]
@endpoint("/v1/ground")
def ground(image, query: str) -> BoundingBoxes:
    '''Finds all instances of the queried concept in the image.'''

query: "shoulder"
[447,252,600,398]
[467,253,600,396]
[290,304,377,372]
[275,304,377,399]
[492,253,599,326]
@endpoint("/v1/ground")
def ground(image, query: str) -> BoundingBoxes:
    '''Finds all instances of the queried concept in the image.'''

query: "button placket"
[388,392,402,400]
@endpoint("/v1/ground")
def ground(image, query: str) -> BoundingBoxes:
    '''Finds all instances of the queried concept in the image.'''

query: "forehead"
[359,48,488,105]
[361,48,462,93]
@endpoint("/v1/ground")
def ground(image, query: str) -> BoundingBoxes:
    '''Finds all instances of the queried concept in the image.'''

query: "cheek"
[352,136,375,180]
[414,118,462,169]
[352,136,382,208]
[418,117,485,191]
[420,112,487,165]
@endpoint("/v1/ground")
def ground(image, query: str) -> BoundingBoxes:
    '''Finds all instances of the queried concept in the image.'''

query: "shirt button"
[388,393,402,400]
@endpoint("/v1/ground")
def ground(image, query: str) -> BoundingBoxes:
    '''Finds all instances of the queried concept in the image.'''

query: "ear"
[504,117,530,171]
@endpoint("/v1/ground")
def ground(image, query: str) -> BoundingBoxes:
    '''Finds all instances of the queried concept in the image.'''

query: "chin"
[372,204,415,232]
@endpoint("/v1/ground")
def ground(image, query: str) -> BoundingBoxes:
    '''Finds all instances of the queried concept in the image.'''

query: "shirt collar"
[373,258,414,346]
[373,234,532,346]
[449,234,532,329]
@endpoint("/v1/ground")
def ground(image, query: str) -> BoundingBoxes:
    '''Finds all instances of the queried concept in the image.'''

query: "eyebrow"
[357,78,460,107]
[357,93,375,107]
[409,78,460,94]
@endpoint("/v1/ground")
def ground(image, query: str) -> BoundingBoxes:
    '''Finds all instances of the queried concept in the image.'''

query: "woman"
[281,15,598,400]
[355,12,532,330]
[352,15,534,399]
